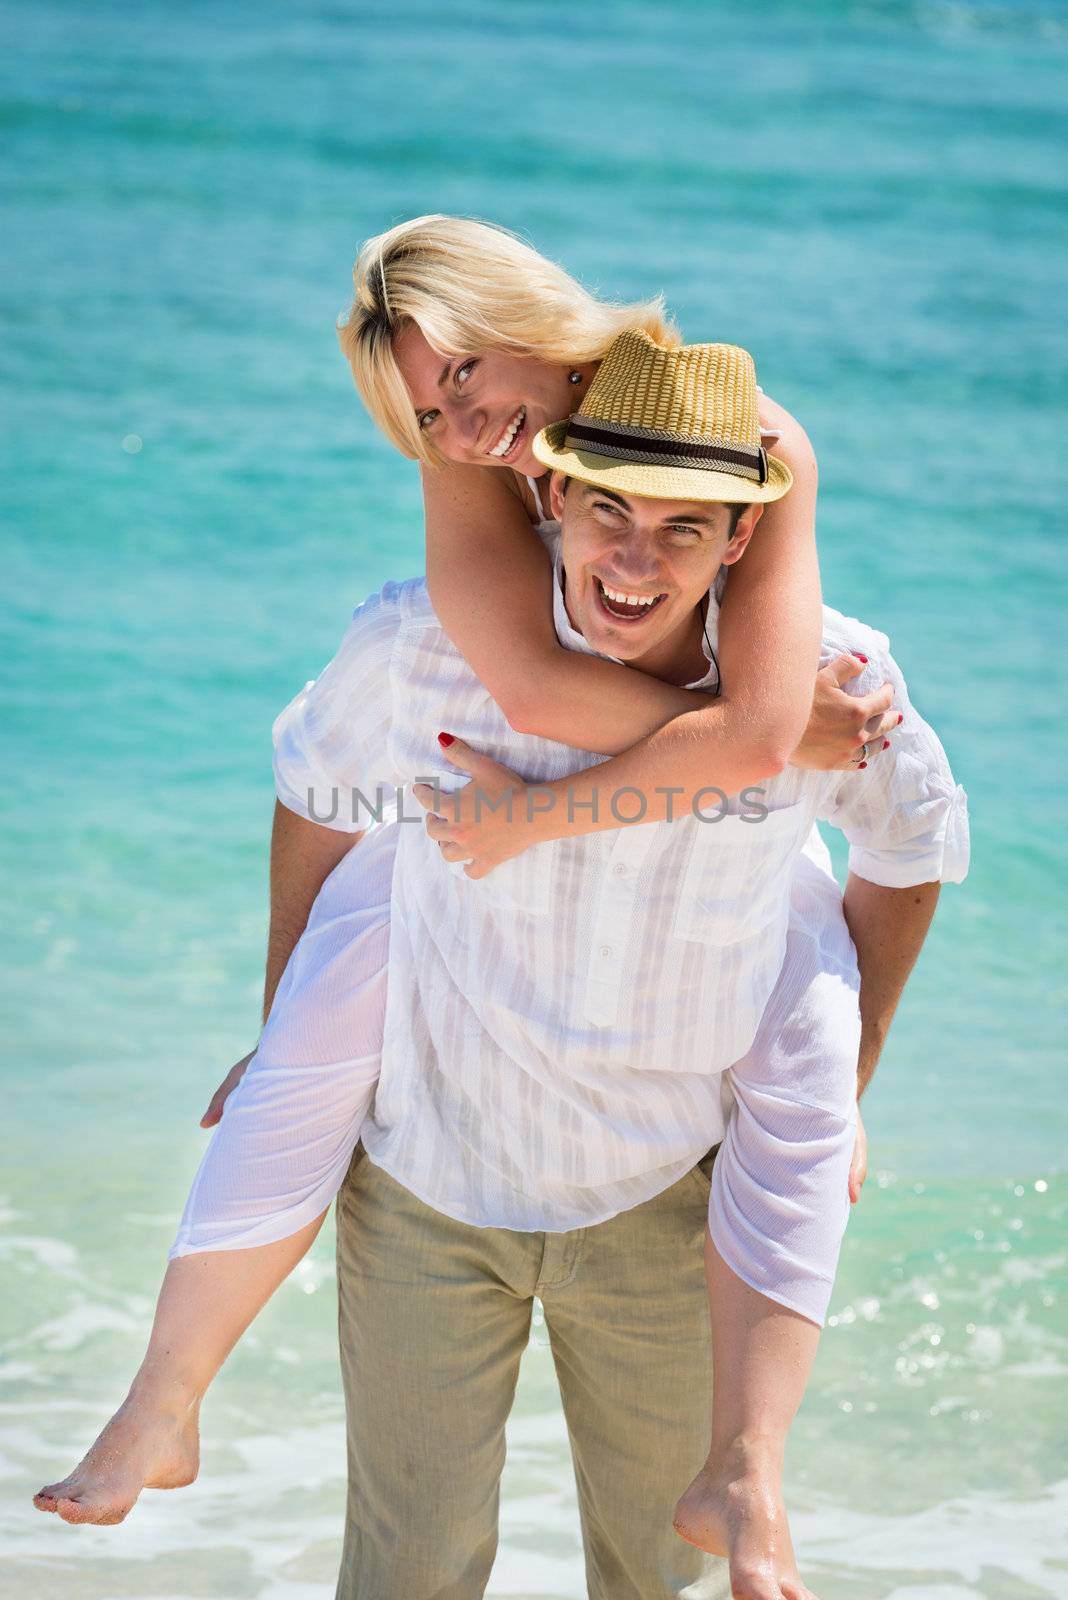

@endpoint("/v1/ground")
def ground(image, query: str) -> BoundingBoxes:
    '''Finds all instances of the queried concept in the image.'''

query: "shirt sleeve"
[272,583,404,833]
[817,615,970,888]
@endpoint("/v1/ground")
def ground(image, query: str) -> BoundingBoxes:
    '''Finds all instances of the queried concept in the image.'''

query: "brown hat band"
[565,419,769,485]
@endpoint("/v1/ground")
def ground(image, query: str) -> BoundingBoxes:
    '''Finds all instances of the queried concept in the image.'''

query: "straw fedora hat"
[533,329,792,504]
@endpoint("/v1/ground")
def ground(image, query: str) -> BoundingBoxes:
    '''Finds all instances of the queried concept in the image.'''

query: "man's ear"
[548,472,568,520]
[721,503,764,566]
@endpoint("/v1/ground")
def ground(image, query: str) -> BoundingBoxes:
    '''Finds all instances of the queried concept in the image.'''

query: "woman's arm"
[720,394,822,762]
[424,461,700,750]
[425,402,822,837]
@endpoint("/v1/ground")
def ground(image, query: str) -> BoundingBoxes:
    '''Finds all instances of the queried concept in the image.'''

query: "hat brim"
[532,420,792,505]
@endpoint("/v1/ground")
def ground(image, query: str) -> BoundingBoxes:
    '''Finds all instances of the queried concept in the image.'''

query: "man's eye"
[456,360,476,386]
[593,501,622,517]
[669,526,700,539]
[419,410,440,431]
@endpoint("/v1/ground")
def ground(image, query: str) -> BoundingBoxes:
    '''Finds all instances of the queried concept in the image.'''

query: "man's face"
[551,476,762,682]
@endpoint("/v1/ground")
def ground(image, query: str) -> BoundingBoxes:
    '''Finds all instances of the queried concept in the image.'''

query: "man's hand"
[200,1050,255,1128]
[848,1107,868,1204]
[792,654,899,771]
[413,735,534,879]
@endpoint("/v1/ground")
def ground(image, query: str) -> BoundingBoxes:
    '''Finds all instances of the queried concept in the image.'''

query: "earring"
[568,370,583,385]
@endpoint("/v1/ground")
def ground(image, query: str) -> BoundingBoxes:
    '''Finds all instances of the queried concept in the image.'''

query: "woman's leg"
[673,1240,821,1600]
[33,1220,327,1524]
[34,831,395,1525]
[675,853,860,1599]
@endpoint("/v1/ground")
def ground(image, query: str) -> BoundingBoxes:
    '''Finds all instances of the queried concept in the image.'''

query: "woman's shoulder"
[756,390,817,474]
[425,457,536,522]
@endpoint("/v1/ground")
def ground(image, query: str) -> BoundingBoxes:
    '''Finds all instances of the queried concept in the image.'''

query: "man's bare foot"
[673,1445,819,1600]
[32,1386,200,1526]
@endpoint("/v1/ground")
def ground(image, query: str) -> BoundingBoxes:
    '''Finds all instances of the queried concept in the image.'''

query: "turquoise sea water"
[2,1,1066,1595]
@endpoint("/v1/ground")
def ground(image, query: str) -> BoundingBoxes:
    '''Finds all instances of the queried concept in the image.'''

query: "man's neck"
[630,605,710,686]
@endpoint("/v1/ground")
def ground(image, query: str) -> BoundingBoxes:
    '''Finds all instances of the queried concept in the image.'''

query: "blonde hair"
[338,214,679,465]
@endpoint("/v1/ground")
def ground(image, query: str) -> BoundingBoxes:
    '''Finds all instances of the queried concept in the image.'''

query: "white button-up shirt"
[273,525,968,1231]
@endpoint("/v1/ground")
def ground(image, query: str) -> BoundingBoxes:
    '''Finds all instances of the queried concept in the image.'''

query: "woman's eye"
[419,410,440,431]
[455,360,476,387]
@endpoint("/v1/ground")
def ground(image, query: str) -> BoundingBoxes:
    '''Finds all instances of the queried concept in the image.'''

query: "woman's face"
[393,322,582,477]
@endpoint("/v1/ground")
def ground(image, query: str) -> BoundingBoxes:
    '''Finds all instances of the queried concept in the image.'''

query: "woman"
[35,217,902,1599]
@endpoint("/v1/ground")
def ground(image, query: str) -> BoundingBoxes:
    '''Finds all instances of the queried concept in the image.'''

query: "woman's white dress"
[171,811,864,1326]
[171,818,394,1258]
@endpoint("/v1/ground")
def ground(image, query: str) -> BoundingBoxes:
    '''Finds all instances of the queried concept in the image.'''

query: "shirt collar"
[544,523,725,693]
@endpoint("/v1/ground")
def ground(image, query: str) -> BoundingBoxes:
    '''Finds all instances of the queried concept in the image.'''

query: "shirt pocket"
[672,803,810,947]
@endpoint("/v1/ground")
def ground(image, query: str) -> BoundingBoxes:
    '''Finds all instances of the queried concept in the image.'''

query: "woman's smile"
[487,407,527,460]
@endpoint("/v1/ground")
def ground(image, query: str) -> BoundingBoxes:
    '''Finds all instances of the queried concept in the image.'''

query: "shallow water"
[3,0,1066,1594]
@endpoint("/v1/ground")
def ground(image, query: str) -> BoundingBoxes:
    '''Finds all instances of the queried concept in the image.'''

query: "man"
[268,334,967,1599]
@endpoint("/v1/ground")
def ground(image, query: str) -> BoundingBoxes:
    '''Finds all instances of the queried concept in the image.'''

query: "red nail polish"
[897,712,904,725]
[853,653,868,664]
[437,732,455,747]
[858,761,867,769]
[882,739,890,750]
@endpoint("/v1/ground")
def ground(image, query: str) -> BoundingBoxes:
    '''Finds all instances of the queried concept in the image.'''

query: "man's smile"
[594,576,668,623]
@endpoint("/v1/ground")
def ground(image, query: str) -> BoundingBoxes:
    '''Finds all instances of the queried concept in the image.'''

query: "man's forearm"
[842,874,941,1096]
[263,799,363,1023]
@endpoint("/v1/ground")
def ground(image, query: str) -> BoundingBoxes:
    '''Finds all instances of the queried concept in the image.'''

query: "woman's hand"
[413,736,536,878]
[200,1050,255,1128]
[792,654,900,771]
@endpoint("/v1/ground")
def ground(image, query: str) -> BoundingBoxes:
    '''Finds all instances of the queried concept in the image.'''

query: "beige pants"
[335,1145,729,1600]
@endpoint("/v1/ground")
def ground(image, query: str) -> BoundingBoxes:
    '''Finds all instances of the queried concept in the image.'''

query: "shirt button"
[600,944,614,959]
[613,862,627,876]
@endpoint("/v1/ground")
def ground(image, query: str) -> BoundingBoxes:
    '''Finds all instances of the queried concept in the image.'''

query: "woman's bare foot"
[32,1383,200,1526]
[673,1442,819,1600]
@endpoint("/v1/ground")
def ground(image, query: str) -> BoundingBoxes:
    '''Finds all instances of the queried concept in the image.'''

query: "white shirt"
[273,525,968,1231]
